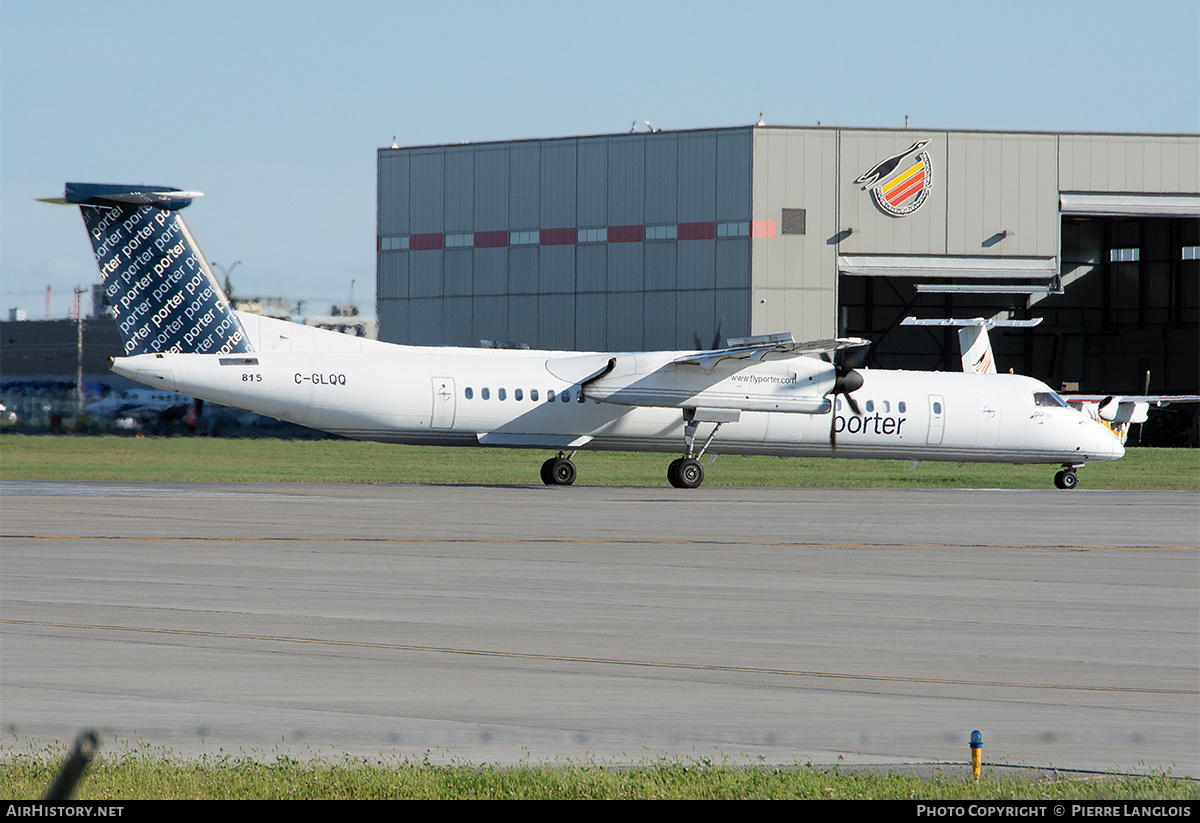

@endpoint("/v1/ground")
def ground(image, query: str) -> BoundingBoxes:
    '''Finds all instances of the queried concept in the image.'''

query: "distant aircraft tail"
[900,316,1042,374]
[44,183,251,356]
[957,324,995,374]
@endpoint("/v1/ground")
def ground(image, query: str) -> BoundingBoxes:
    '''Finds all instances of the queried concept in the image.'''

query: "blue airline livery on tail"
[47,183,1124,489]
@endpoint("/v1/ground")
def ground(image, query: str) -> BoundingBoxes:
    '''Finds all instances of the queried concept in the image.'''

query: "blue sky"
[2,0,1197,321]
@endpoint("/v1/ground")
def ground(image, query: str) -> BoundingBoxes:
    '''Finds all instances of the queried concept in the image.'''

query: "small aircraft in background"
[47,182,1126,489]
[901,316,1200,448]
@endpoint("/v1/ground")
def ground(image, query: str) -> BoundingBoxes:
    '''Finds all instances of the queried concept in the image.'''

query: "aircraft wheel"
[1054,469,1078,490]
[668,457,704,489]
[542,456,576,486]
[666,458,683,488]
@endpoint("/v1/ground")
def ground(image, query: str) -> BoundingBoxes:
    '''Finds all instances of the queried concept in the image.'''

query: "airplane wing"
[580,333,858,414]
[671,333,870,371]
[1064,394,1200,423]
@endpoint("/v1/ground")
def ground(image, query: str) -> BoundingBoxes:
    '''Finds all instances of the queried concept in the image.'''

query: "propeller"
[823,347,866,451]
[692,314,726,351]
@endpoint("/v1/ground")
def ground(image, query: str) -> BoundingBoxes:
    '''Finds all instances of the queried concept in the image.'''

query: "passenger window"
[464,387,473,400]
[898,401,906,413]
[498,388,507,401]
[481,387,490,400]
[865,400,875,413]
[882,400,890,413]
[577,389,585,403]
[547,389,555,402]
[561,390,571,402]
[531,389,539,401]
[515,388,523,401]
[933,401,942,414]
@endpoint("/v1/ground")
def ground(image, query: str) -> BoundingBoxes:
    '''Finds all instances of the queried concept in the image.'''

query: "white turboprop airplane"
[46,183,1125,489]
[902,316,1200,449]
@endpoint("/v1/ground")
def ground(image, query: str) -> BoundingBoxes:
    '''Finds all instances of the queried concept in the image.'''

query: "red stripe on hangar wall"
[540,227,576,246]
[677,221,716,241]
[607,225,644,243]
[474,230,509,248]
[409,233,445,251]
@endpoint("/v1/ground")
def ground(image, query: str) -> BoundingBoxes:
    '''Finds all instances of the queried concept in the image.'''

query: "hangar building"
[376,126,1199,396]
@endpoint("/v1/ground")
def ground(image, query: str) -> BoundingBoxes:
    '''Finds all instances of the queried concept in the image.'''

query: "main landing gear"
[540,452,577,486]
[666,409,732,489]
[1053,466,1080,490]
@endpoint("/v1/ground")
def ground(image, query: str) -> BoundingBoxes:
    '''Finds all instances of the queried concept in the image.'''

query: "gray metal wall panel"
[715,238,750,291]
[714,288,749,344]
[539,245,575,295]
[575,292,607,350]
[408,150,445,233]
[675,289,716,348]
[507,295,538,346]
[945,132,1059,257]
[606,243,643,292]
[444,147,474,231]
[377,299,405,343]
[749,129,838,339]
[538,293,575,350]
[406,297,444,345]
[540,141,577,227]
[472,295,507,343]
[576,137,608,228]
[607,136,645,226]
[443,248,473,297]
[474,147,509,229]
[677,132,717,221]
[606,291,643,350]
[509,144,541,228]
[576,244,607,293]
[716,129,752,221]
[643,291,676,350]
[473,247,507,296]
[644,242,676,291]
[1059,134,1200,193]
[644,133,678,224]
[508,246,539,295]
[378,252,408,299]
[443,296,473,346]
[677,240,715,290]
[378,152,410,234]
[408,252,442,299]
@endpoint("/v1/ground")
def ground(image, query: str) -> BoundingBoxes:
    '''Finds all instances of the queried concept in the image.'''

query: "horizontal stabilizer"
[41,183,201,211]
[901,317,1043,328]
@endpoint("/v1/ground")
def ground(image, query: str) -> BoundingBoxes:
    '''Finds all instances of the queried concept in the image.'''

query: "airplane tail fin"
[45,183,251,356]
[957,325,995,374]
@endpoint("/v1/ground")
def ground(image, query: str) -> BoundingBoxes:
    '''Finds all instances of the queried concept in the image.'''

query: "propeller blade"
[829,399,837,451]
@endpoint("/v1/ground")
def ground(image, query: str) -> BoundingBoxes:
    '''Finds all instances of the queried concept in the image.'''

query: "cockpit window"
[1033,391,1069,408]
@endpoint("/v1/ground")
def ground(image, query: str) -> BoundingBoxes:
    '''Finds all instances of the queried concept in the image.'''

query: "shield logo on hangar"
[854,139,933,217]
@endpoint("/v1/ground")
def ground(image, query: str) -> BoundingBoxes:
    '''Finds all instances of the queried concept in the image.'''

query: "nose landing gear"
[1053,466,1079,490]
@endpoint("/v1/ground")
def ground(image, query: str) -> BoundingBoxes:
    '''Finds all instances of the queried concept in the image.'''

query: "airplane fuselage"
[112,337,1124,468]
